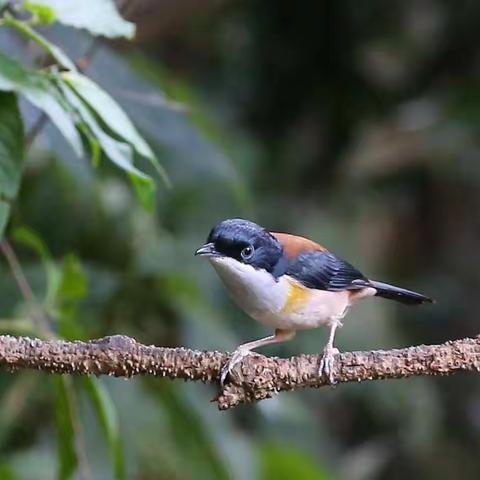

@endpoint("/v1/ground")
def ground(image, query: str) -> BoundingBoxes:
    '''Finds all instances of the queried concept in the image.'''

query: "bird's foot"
[319,346,340,384]
[220,348,252,386]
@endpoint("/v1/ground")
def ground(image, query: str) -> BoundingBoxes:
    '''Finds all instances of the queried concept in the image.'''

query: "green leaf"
[129,174,155,211]
[4,15,76,70]
[23,1,57,24]
[57,78,156,210]
[56,253,88,339]
[12,229,88,334]
[0,51,83,155]
[0,319,40,336]
[54,376,78,480]
[58,254,87,303]
[154,382,230,480]
[62,72,152,158]
[0,374,37,448]
[259,443,332,480]
[82,377,124,480]
[0,463,15,480]
[78,123,101,167]
[27,0,135,39]
[25,86,82,156]
[89,135,102,167]
[0,92,24,238]
[62,72,170,188]
[13,226,60,307]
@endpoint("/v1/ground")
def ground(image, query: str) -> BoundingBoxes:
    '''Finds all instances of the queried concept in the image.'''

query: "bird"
[195,218,433,385]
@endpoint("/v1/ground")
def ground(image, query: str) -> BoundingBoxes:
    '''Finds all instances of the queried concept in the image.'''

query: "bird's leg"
[319,321,340,384]
[220,328,295,386]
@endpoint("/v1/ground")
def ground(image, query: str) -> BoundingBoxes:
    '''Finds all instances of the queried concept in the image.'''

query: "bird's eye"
[241,245,254,260]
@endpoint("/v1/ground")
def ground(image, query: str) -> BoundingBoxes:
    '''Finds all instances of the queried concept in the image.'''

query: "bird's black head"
[195,218,283,273]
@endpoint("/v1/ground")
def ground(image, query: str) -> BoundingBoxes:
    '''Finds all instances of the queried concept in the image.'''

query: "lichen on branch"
[0,334,478,410]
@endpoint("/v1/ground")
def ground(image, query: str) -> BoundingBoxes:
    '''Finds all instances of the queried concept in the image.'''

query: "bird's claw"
[319,346,340,384]
[220,348,251,386]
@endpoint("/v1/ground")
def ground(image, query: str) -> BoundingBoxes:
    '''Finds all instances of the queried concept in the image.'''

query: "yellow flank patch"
[282,280,310,314]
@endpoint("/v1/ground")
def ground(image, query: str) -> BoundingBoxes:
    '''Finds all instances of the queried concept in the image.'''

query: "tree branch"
[0,334,478,410]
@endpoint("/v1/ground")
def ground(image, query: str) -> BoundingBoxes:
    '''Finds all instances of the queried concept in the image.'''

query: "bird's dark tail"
[368,280,433,305]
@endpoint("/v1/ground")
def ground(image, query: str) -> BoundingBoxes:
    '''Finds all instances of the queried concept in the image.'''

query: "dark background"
[2,1,480,478]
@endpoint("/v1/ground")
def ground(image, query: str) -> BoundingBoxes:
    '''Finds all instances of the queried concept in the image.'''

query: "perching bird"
[195,218,433,385]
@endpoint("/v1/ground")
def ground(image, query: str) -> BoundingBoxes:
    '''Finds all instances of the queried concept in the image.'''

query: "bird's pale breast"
[209,257,356,330]
[275,277,352,329]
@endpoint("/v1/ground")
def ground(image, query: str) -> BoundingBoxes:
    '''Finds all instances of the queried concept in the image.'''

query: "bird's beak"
[195,242,218,257]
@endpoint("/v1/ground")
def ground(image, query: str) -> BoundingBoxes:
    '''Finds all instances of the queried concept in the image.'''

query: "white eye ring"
[241,245,254,260]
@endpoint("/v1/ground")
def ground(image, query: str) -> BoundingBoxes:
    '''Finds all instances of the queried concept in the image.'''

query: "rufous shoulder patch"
[272,232,328,259]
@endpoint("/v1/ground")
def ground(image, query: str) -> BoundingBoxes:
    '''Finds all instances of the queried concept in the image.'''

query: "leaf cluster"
[0,2,158,478]
[0,0,168,242]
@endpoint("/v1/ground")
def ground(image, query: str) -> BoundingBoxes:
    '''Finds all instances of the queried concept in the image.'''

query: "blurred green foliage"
[0,1,479,479]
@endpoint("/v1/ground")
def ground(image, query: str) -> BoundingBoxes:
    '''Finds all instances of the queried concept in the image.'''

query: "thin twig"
[0,239,36,304]
[0,334,478,410]
[24,114,48,149]
[0,239,51,332]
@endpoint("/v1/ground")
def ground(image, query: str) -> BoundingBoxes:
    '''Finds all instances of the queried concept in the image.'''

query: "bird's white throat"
[209,256,288,320]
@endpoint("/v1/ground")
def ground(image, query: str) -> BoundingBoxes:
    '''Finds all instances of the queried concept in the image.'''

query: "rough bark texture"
[0,334,478,410]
